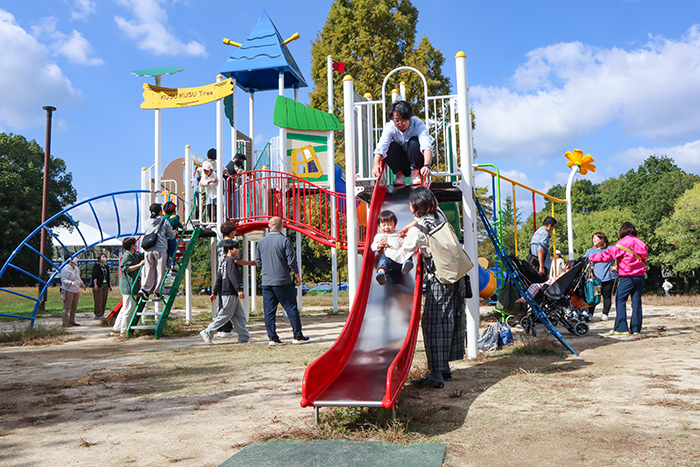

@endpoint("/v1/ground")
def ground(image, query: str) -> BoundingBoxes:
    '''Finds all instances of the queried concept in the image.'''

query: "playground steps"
[126,227,203,339]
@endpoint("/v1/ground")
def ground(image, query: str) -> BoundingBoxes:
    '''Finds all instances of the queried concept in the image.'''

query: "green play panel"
[220,440,445,467]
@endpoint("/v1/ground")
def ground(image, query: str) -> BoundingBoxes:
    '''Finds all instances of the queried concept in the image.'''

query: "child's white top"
[371,232,402,252]
[200,170,218,200]
[662,281,673,291]
[384,210,446,264]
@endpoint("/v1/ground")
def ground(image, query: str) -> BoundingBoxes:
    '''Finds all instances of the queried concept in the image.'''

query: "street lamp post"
[38,106,56,312]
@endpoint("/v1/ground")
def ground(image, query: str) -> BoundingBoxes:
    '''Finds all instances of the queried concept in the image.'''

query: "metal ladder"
[126,227,202,339]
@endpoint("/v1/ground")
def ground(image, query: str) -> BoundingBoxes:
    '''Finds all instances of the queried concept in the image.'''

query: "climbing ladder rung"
[131,325,157,330]
[137,312,161,317]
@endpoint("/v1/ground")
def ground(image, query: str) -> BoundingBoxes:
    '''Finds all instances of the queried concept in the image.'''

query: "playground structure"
[0,9,588,419]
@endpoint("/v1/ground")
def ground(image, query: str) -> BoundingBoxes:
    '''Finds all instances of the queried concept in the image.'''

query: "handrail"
[226,170,363,250]
[0,190,152,326]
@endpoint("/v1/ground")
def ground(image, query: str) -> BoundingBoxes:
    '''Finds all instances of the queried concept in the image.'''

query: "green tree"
[657,183,700,275]
[309,0,451,165]
[602,155,699,232]
[0,133,77,286]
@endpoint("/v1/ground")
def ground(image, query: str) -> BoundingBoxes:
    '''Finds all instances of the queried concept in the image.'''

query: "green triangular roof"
[273,96,343,131]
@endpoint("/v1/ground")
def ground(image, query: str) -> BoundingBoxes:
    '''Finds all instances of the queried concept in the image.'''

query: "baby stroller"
[519,258,591,337]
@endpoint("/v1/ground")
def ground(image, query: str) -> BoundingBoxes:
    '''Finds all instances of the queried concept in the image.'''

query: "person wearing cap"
[549,249,565,280]
[60,255,86,327]
[199,160,218,223]
[200,239,254,344]
[138,203,176,301]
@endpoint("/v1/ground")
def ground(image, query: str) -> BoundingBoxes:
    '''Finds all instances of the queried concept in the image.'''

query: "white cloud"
[615,140,700,175]
[54,30,104,65]
[68,0,96,21]
[472,25,700,159]
[115,0,206,57]
[31,16,103,66]
[0,9,81,129]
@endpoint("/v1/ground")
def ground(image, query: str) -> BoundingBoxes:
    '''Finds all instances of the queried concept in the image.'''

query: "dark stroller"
[520,258,591,337]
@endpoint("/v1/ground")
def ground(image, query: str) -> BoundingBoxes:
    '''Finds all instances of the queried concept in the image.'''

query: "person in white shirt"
[60,256,86,327]
[199,160,218,223]
[371,101,432,186]
[662,278,673,297]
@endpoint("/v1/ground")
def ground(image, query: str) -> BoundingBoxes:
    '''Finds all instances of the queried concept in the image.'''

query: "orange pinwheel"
[565,149,596,175]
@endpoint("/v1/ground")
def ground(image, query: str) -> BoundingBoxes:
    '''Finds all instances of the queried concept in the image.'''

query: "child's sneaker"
[376,271,387,285]
[393,173,406,186]
[601,314,609,321]
[410,169,422,186]
[200,330,213,345]
[401,260,413,274]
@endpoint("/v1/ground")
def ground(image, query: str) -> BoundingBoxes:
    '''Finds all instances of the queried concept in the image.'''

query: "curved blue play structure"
[0,190,151,326]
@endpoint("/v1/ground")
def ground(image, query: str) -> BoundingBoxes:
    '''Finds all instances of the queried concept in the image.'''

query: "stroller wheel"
[574,321,590,337]
[505,315,518,328]
[520,315,536,336]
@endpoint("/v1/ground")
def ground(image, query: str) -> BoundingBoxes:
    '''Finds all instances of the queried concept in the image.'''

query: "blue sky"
[3,0,700,221]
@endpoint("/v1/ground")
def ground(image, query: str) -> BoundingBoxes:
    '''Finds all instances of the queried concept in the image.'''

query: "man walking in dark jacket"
[256,217,309,346]
[200,240,254,344]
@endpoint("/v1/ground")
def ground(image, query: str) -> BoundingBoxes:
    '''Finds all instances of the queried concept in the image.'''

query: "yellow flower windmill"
[565,149,596,175]
[564,149,595,260]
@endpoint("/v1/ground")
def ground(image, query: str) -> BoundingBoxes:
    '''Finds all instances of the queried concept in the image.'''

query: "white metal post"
[343,76,358,305]
[140,167,149,233]
[250,240,257,315]
[399,81,406,101]
[216,75,224,234]
[328,56,339,313]
[242,234,249,320]
[184,145,192,323]
[566,166,580,260]
[249,90,255,158]
[154,75,162,203]
[456,52,480,360]
[231,79,238,161]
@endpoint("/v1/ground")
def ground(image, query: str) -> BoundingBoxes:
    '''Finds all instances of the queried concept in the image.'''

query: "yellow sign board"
[141,78,234,109]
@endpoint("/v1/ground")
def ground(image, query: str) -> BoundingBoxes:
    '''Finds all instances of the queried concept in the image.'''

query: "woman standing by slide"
[583,232,617,321]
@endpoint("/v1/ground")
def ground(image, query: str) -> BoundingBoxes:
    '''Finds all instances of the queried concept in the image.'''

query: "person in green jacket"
[112,237,145,336]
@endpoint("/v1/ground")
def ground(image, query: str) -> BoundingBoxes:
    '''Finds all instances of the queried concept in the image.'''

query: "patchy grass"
[0,324,71,346]
[506,336,568,357]
[250,407,426,445]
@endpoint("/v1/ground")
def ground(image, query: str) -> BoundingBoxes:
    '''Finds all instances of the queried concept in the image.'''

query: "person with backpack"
[162,201,183,265]
[396,187,470,388]
[589,222,648,335]
[138,203,176,301]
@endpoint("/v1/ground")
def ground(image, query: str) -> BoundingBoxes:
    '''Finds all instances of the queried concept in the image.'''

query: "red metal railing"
[226,170,367,250]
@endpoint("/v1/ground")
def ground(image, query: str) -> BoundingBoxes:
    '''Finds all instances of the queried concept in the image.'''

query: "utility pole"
[38,106,56,312]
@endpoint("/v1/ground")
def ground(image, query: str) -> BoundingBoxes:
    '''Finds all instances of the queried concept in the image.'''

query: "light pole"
[38,106,56,312]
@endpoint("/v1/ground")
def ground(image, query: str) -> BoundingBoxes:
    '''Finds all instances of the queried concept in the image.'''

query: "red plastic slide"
[301,181,424,410]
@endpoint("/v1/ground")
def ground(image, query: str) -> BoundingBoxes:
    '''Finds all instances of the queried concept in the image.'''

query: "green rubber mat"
[220,440,445,467]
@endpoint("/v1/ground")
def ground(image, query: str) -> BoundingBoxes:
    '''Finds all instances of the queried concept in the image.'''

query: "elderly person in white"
[60,256,86,326]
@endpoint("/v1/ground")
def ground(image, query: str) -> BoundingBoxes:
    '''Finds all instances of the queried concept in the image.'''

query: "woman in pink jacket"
[589,222,648,335]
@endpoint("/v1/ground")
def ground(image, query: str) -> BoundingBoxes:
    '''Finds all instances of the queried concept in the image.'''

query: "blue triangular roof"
[220,10,307,92]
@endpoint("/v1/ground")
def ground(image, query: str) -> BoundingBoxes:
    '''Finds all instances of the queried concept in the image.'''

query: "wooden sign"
[141,78,233,109]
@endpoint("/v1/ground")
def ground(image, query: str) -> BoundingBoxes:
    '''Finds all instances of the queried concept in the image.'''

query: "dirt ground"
[1,304,699,467]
